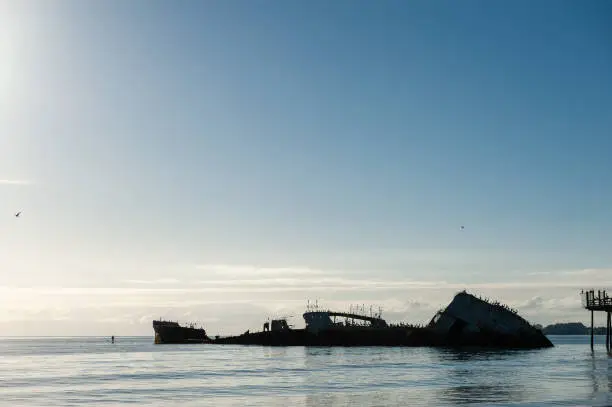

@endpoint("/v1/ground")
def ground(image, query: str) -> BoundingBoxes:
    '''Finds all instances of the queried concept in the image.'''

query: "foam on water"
[0,336,610,406]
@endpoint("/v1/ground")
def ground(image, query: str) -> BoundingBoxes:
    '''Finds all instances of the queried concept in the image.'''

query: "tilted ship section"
[424,291,552,348]
[152,291,553,349]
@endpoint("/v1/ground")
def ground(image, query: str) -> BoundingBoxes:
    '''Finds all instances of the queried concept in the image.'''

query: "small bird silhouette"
[460,225,465,230]
[15,211,21,218]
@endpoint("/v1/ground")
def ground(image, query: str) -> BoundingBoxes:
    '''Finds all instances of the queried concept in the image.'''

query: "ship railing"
[468,291,531,323]
[388,322,424,329]
[156,319,206,329]
[306,302,386,321]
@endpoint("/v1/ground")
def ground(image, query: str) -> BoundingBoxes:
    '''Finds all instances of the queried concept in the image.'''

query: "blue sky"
[0,1,611,335]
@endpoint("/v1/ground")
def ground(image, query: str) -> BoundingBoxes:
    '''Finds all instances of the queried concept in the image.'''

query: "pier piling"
[606,312,612,352]
[591,309,594,350]
[581,289,612,352]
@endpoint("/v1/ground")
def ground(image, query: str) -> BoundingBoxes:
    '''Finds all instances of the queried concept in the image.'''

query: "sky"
[0,0,611,336]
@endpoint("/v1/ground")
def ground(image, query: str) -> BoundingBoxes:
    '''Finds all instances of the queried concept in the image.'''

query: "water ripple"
[0,336,610,406]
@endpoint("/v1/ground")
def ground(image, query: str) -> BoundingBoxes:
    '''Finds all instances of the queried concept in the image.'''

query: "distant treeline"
[540,322,607,335]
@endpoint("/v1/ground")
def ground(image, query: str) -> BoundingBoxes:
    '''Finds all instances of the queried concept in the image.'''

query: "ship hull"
[153,321,210,344]
[151,291,554,349]
[209,327,552,348]
[211,328,417,347]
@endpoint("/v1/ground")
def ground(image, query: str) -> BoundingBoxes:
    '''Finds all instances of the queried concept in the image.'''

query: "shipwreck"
[152,290,553,349]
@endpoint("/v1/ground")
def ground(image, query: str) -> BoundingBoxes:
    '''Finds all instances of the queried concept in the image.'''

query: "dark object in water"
[153,320,210,344]
[425,291,553,349]
[153,291,553,349]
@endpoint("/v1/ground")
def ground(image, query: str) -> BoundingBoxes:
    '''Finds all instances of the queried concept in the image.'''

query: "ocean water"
[0,335,610,406]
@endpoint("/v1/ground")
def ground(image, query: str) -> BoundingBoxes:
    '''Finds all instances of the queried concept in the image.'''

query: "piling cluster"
[581,289,612,352]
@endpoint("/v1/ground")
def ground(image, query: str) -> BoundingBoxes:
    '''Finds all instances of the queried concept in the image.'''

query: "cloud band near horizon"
[0,179,32,185]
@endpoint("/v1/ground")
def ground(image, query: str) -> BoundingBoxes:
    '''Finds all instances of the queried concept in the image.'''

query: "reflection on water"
[433,346,542,362]
[589,355,601,396]
[304,390,433,407]
[586,350,612,406]
[609,355,612,395]
[304,346,334,357]
[0,336,610,406]
[444,385,526,405]
[431,347,530,405]
[261,346,289,359]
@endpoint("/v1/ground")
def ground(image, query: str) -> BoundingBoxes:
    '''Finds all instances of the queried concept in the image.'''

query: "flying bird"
[15,211,21,218]
[460,225,465,230]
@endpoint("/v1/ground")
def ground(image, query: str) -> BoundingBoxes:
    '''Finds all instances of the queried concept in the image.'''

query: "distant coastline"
[538,322,607,335]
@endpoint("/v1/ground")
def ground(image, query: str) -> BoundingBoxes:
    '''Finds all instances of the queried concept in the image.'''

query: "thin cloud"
[195,264,326,277]
[517,295,581,311]
[2,274,608,297]
[194,277,448,290]
[0,179,32,185]
[0,282,602,331]
[526,271,554,276]
[559,268,611,277]
[123,278,181,284]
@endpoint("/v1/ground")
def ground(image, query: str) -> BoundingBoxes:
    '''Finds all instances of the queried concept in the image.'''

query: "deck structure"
[581,289,612,351]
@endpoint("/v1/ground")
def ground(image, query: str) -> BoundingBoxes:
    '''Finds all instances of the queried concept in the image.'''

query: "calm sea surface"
[0,335,610,406]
